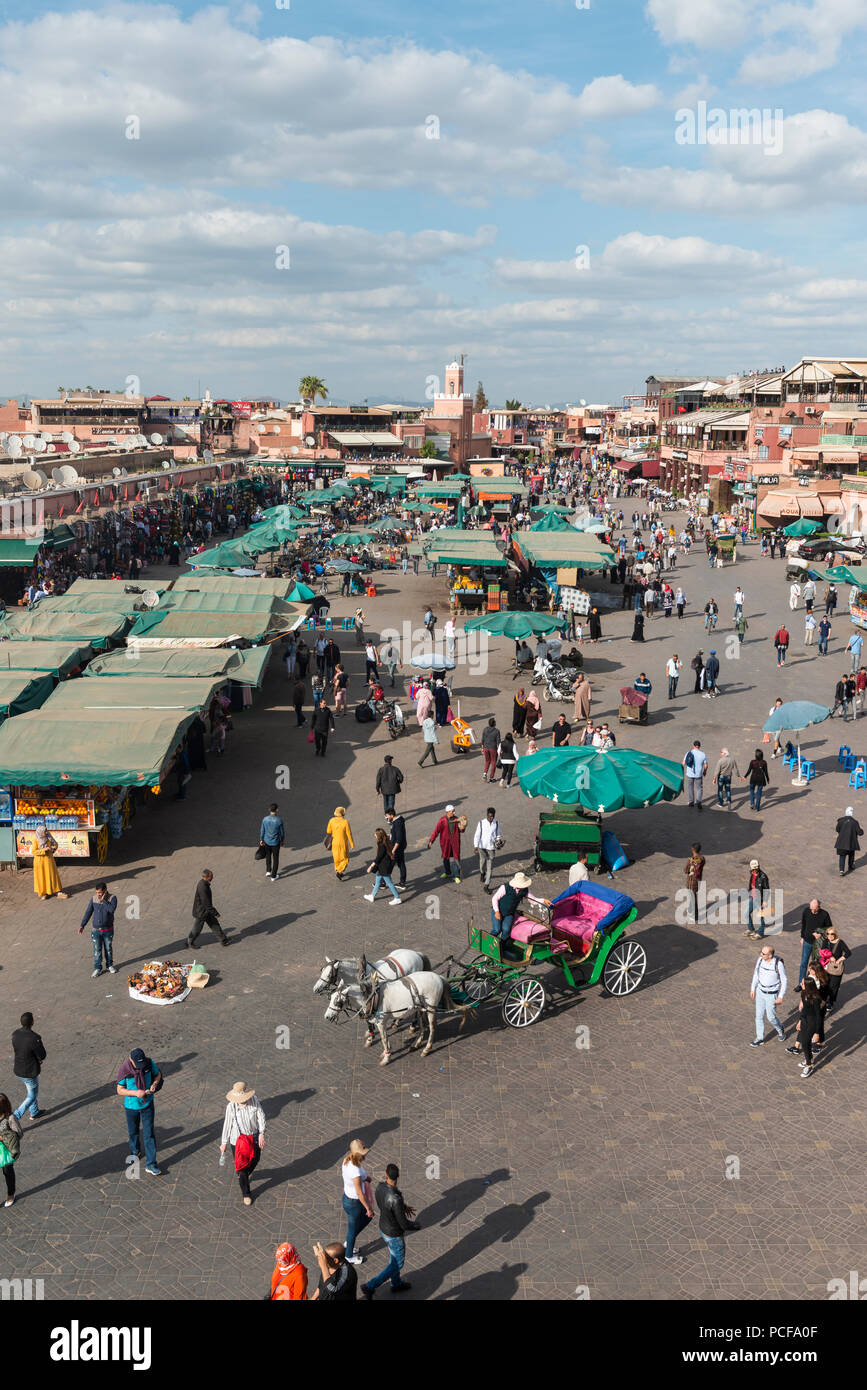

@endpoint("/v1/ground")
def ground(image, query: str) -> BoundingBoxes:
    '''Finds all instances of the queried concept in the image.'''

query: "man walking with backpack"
[683,740,707,809]
[749,943,787,1047]
[473,806,501,891]
[360,1162,420,1298]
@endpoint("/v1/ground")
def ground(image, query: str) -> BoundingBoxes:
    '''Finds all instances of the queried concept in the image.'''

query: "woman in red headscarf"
[268,1242,308,1300]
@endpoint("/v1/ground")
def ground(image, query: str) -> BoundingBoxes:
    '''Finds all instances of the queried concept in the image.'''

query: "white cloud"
[646,0,754,48]
[575,75,662,119]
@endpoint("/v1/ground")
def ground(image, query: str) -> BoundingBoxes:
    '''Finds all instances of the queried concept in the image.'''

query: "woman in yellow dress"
[33,825,68,901]
[326,806,354,880]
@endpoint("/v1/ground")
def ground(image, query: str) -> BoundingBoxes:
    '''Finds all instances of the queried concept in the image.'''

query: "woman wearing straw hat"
[341,1138,374,1265]
[220,1082,266,1207]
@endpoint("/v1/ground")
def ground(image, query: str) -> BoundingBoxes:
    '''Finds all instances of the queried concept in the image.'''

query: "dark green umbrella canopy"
[516,746,684,813]
[782,518,822,538]
[463,611,566,640]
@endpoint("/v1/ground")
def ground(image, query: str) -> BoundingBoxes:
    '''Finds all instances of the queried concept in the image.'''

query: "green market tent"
[31,593,149,617]
[329,531,378,548]
[516,746,684,812]
[187,540,259,569]
[255,504,309,521]
[422,537,507,568]
[415,481,465,499]
[529,504,574,517]
[127,609,299,645]
[463,611,566,640]
[0,641,91,677]
[0,610,131,648]
[808,565,867,590]
[158,591,299,617]
[0,707,198,787]
[783,518,822,538]
[368,517,408,534]
[530,513,574,532]
[0,537,42,567]
[66,579,169,597]
[84,646,272,685]
[515,532,615,571]
[43,676,223,713]
[402,501,446,514]
[170,575,294,598]
[287,582,316,601]
[0,671,55,722]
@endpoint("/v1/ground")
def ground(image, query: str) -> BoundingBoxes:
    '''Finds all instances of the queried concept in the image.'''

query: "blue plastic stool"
[341,617,354,631]
[782,750,796,770]
[843,753,857,773]
[847,767,866,789]
[839,745,852,764]
[799,760,816,782]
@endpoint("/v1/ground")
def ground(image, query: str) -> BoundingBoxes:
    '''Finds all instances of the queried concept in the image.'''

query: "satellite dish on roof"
[58,465,80,485]
[33,469,49,487]
[290,446,300,455]
[52,467,66,484]
[22,434,37,449]
[304,435,316,447]
[141,589,160,608]
[271,425,280,434]
[120,466,128,477]
[61,431,74,444]
[7,436,22,456]
[579,399,586,407]
[46,443,56,453]
[33,437,47,452]
[22,469,42,489]
[257,424,266,434]
[149,433,163,445]
[112,466,122,477]
[69,440,81,453]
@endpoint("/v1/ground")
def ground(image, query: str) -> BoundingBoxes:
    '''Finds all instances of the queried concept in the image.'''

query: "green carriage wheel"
[501,976,546,1028]
[602,939,647,995]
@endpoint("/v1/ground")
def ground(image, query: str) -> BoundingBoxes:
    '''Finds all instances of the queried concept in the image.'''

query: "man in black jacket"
[188,869,229,948]
[384,808,407,887]
[375,755,404,812]
[361,1163,420,1298]
[12,1012,46,1120]
[313,700,336,757]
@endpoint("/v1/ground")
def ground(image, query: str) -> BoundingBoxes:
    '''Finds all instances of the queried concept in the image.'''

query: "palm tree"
[298,375,327,406]
[504,398,522,411]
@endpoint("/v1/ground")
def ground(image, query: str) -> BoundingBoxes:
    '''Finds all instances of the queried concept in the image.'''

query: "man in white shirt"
[733,587,745,621]
[749,943,787,1046]
[683,740,707,809]
[568,853,589,886]
[473,807,501,890]
[666,654,682,700]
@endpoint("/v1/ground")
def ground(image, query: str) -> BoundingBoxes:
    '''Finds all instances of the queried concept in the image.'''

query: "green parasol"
[782,518,822,538]
[463,611,566,640]
[516,746,684,813]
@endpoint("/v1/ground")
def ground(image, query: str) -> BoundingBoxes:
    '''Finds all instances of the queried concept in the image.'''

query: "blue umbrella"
[762,700,830,786]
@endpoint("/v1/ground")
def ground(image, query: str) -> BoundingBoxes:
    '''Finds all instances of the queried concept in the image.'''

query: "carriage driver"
[490,873,551,942]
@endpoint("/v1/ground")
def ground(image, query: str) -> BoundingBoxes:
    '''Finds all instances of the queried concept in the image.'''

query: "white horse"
[313,950,431,1046]
[324,971,455,1064]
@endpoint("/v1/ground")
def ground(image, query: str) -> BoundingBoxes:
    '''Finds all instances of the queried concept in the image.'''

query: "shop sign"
[672,449,688,460]
[17,828,91,858]
[230,401,252,419]
[756,474,779,485]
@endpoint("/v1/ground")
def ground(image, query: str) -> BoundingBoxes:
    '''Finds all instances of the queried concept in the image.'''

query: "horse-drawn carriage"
[444,880,645,1027]
[316,883,646,1060]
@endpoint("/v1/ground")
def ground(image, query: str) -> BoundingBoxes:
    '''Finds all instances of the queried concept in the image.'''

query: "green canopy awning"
[530,513,574,532]
[0,538,41,567]
[0,707,198,787]
[44,524,77,549]
[0,671,55,721]
[0,610,131,648]
[171,575,294,598]
[0,641,91,677]
[84,645,272,686]
[128,609,298,644]
[43,676,222,713]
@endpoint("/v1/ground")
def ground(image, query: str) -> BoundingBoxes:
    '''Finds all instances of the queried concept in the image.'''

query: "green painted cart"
[444,899,644,1029]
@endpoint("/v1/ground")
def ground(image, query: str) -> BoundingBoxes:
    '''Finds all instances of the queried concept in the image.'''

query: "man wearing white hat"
[489,873,533,941]
[428,805,464,883]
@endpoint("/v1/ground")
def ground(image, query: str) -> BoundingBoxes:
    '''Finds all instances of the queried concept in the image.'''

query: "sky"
[1,0,866,406]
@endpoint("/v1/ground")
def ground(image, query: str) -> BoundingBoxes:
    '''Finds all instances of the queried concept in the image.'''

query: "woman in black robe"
[631,611,644,642]
[588,608,602,643]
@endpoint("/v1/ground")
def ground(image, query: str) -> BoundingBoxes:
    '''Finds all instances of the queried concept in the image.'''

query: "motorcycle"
[383,699,405,738]
[534,658,575,702]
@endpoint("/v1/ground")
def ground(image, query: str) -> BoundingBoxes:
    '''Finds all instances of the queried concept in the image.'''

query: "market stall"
[83,645,272,685]
[0,640,92,678]
[420,531,509,613]
[0,671,56,723]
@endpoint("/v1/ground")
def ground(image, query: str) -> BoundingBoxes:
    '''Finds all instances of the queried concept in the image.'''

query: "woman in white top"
[341,1138,374,1265]
[220,1081,266,1206]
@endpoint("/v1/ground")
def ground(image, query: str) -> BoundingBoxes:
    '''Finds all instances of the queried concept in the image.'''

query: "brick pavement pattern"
[0,527,864,1300]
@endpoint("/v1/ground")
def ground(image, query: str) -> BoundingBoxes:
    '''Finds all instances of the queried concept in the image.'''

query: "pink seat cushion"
[510,918,549,944]
[552,913,598,945]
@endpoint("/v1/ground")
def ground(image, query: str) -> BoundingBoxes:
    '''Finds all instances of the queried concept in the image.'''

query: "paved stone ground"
[1,523,864,1302]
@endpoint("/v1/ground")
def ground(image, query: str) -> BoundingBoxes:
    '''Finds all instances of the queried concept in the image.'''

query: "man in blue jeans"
[79,882,118,978]
[796,899,832,991]
[259,802,285,881]
[361,1163,420,1298]
[116,1048,163,1175]
[11,1012,46,1120]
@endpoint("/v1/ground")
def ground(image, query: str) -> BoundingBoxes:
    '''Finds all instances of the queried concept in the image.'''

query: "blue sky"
[1,0,865,406]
